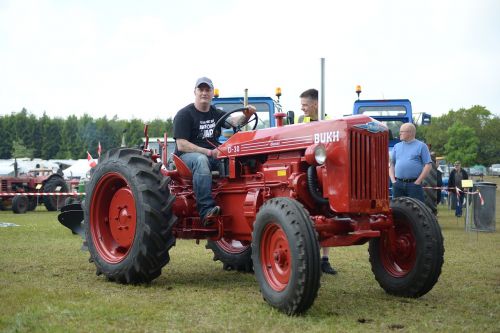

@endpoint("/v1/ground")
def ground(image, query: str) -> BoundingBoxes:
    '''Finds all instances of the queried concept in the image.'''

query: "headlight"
[314,145,326,165]
[305,144,327,166]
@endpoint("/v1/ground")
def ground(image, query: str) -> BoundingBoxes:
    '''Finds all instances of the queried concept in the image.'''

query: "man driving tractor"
[173,77,256,226]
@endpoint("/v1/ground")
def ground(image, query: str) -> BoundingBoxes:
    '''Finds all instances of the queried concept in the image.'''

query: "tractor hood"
[218,114,390,214]
[218,114,387,157]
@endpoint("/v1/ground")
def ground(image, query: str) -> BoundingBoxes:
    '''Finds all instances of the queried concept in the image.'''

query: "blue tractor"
[353,85,438,214]
[212,88,285,142]
[353,87,431,152]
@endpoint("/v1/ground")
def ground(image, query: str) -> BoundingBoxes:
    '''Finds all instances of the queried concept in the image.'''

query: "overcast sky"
[1,0,499,121]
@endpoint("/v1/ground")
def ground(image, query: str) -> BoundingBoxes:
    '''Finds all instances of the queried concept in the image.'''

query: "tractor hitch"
[58,203,84,236]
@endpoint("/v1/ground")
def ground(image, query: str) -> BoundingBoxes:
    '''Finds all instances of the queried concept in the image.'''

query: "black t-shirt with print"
[173,103,226,155]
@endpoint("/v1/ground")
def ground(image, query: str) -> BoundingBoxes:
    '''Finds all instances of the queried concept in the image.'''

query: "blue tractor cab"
[353,86,432,200]
[353,86,431,153]
[211,89,283,142]
[354,99,415,149]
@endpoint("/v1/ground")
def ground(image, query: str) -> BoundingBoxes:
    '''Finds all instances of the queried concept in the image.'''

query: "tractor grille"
[349,129,389,201]
[1,180,7,192]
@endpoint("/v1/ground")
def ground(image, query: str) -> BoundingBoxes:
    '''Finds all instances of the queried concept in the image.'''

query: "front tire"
[12,195,29,214]
[252,197,320,315]
[368,197,444,297]
[84,148,176,284]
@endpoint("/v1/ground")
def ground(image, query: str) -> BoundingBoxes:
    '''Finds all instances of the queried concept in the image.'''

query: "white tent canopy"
[63,159,91,179]
[0,159,63,176]
[0,160,15,176]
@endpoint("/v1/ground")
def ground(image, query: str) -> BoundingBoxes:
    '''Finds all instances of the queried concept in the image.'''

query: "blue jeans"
[179,152,220,219]
[454,192,465,216]
[392,181,425,203]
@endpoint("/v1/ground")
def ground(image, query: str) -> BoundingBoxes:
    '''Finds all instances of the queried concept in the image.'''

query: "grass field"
[1,177,499,333]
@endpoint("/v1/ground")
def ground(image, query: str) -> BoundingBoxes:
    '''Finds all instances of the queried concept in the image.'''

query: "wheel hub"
[381,221,416,277]
[261,224,291,291]
[273,249,287,267]
[395,236,412,259]
[108,187,136,248]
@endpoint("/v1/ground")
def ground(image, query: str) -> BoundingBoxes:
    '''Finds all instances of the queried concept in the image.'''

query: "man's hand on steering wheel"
[242,105,256,118]
[213,106,259,135]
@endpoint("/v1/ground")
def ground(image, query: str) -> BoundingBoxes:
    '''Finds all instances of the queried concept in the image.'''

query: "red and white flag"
[87,151,97,168]
[98,141,102,157]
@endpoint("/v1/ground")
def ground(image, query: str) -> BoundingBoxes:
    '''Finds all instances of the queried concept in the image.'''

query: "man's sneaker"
[321,258,337,275]
[202,206,220,226]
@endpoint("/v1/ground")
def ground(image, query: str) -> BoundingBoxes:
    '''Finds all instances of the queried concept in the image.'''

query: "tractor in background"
[212,88,283,134]
[0,164,69,213]
[352,85,439,214]
[59,105,444,315]
[352,86,431,148]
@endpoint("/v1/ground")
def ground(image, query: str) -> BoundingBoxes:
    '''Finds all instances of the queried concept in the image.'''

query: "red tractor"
[73,110,444,315]
[0,167,69,213]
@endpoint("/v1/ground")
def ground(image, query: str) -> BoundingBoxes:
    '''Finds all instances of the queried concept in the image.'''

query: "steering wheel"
[213,107,259,135]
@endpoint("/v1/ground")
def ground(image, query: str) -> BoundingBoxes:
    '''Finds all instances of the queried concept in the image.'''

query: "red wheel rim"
[260,223,291,291]
[90,172,137,263]
[380,218,416,277]
[217,238,250,254]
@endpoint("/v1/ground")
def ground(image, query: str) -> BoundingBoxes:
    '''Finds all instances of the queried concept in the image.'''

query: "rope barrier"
[422,186,484,206]
[0,192,84,197]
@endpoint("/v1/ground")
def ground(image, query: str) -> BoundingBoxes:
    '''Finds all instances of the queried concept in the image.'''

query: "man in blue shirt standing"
[389,123,432,202]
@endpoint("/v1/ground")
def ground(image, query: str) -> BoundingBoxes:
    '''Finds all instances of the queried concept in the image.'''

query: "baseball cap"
[195,77,214,89]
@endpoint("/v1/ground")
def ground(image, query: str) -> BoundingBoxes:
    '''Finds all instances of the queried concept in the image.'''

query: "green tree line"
[418,105,499,166]
[1,105,498,166]
[0,108,173,159]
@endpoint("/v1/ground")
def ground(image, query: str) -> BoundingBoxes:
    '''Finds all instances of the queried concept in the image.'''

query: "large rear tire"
[422,164,438,215]
[368,197,444,297]
[43,176,69,211]
[252,197,320,315]
[84,148,176,284]
[12,195,29,214]
[206,239,253,272]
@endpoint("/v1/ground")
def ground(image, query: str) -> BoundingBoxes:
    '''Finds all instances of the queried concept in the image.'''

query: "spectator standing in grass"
[448,161,468,217]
